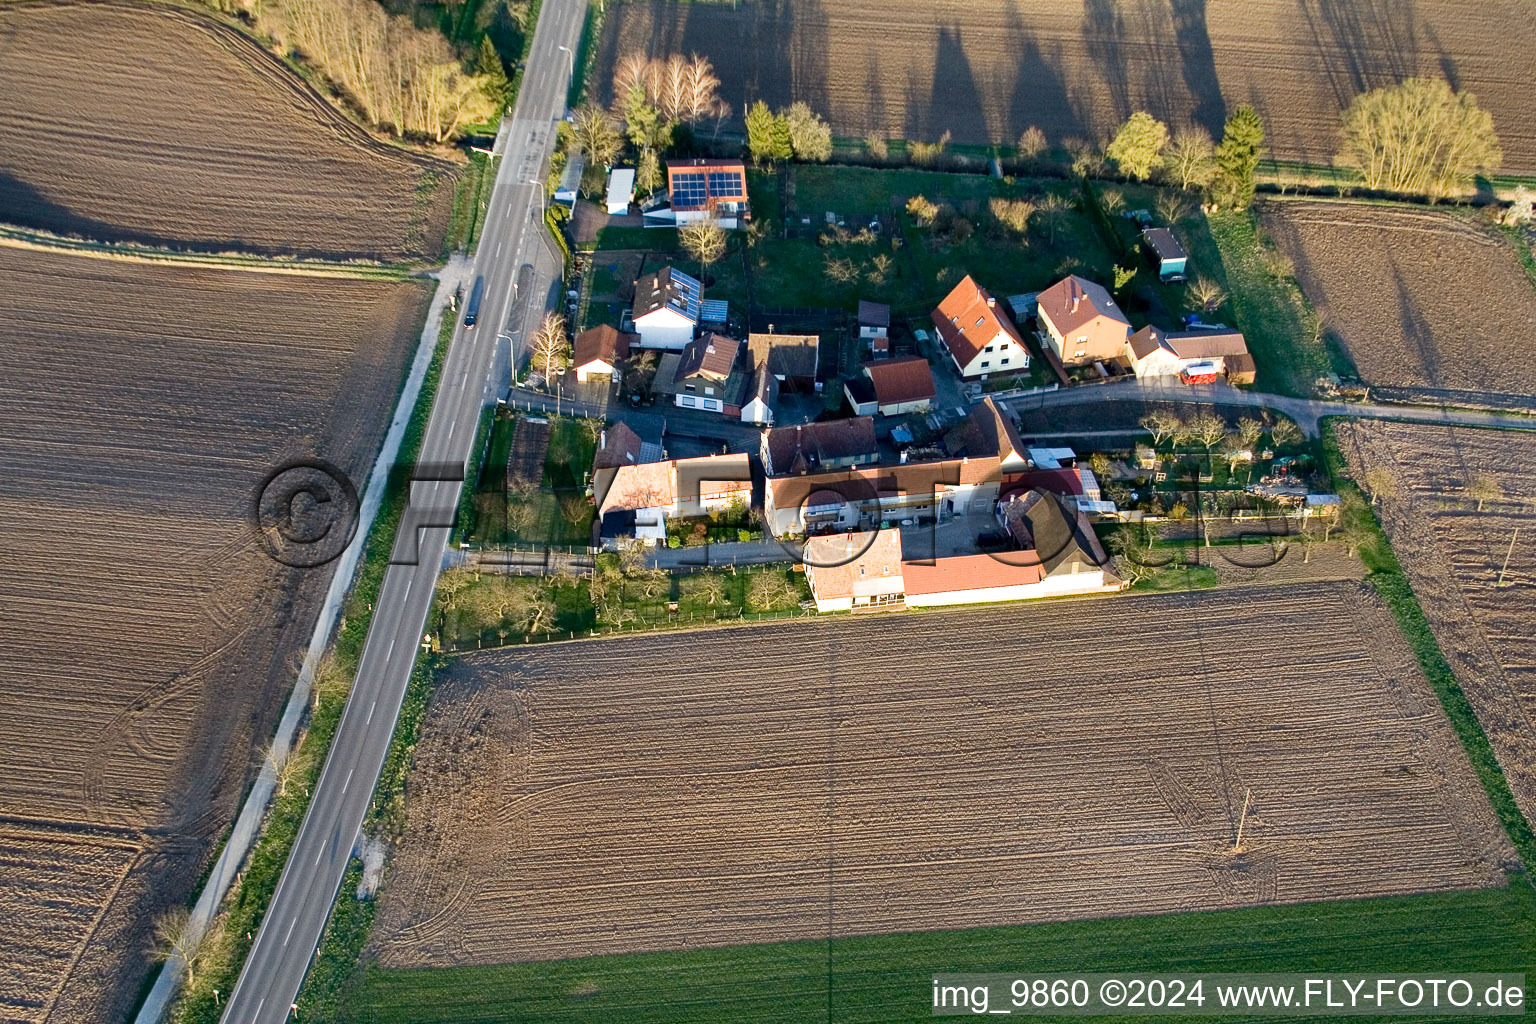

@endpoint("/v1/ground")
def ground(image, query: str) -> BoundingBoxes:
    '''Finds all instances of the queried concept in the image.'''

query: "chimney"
[768,323,775,333]
[987,296,996,307]
[599,429,606,448]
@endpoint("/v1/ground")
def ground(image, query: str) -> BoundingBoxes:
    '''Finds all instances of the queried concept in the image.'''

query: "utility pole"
[1233,787,1253,853]
[1498,528,1519,587]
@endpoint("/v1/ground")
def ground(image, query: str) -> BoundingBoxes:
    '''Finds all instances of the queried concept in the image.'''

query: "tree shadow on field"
[918,26,989,145]
[1297,0,1422,111]
[0,171,153,249]
[1169,0,1226,139]
[1081,0,1132,122]
[1003,7,1084,149]
[1390,259,1438,385]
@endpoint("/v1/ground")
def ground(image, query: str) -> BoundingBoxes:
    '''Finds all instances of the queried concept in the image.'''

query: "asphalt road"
[217,4,585,1021]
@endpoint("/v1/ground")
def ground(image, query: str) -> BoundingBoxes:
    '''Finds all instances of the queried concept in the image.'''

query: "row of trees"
[745,101,833,164]
[1097,77,1500,203]
[1102,106,1266,207]
[268,0,501,141]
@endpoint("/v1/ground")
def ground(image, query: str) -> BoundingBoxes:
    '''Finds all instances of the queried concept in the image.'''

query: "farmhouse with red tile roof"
[931,275,1031,379]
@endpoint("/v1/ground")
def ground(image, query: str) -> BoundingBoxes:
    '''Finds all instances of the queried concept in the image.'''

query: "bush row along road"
[214,3,587,1023]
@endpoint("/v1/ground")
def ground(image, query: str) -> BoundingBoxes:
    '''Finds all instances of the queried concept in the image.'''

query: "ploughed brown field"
[598,0,1536,175]
[1336,422,1536,830]
[1264,201,1536,402]
[372,582,1511,969]
[0,0,456,260]
[0,246,428,1023]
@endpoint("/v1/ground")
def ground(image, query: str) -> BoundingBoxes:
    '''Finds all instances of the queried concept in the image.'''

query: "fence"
[979,382,1059,403]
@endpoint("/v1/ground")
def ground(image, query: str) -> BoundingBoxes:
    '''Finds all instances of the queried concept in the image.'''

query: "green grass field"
[342,883,1534,1023]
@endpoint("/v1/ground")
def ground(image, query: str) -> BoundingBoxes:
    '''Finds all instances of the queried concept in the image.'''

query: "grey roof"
[1004,489,1110,574]
[857,300,891,328]
[1142,227,1187,262]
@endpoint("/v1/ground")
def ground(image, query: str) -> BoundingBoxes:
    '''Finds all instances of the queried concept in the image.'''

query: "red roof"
[1037,275,1130,337]
[931,275,1022,366]
[900,553,1044,595]
[573,324,635,367]
[864,356,935,407]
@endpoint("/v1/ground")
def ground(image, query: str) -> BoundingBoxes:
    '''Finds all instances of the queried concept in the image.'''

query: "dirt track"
[0,247,427,1023]
[0,0,456,260]
[1265,201,1536,399]
[1336,421,1536,828]
[600,0,1536,174]
[373,581,1511,968]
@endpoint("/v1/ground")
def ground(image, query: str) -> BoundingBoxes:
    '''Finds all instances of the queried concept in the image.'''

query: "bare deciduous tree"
[1168,127,1217,191]
[1270,417,1304,447]
[1017,125,1048,160]
[989,197,1035,234]
[679,217,727,269]
[1468,473,1502,511]
[151,908,219,990]
[1140,409,1183,446]
[530,312,570,383]
[1364,466,1398,505]
[1187,276,1226,313]
[1340,77,1502,198]
[1154,192,1191,226]
[747,571,800,611]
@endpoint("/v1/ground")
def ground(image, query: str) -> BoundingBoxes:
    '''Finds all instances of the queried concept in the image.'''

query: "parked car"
[976,530,1011,550]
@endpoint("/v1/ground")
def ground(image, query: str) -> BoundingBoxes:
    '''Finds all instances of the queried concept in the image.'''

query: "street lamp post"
[526,178,546,220]
[557,44,574,80]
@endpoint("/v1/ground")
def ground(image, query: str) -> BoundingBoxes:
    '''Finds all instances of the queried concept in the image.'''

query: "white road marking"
[366,698,377,724]
[285,914,299,943]
[256,999,265,1018]
[386,637,396,659]
[342,768,354,794]
[313,843,323,867]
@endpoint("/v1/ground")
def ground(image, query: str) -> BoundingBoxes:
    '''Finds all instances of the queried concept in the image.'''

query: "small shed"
[844,375,878,417]
[554,152,586,208]
[605,168,635,215]
[1007,292,1040,321]
[1142,227,1188,281]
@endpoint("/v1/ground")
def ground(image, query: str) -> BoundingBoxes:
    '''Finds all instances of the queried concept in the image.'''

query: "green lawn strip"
[1316,421,1536,871]
[1199,211,1329,397]
[565,0,604,108]
[1501,224,1536,294]
[453,404,499,543]
[342,885,1536,1024]
[167,304,455,1023]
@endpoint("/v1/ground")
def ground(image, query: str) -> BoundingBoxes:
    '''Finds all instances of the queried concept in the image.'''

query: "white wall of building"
[634,308,695,350]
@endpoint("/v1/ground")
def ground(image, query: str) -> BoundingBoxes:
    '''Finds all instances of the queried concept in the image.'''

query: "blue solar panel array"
[671,169,745,210]
[669,269,701,319]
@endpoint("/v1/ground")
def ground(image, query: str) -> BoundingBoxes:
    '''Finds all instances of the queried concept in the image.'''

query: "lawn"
[464,412,599,548]
[342,883,1536,1023]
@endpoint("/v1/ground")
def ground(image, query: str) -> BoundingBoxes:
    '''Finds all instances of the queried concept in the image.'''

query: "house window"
[1076,335,1088,344]
[705,386,715,396]
[976,316,985,326]
[684,382,696,392]
[984,344,994,352]
[980,360,990,369]
[680,396,695,407]
[1001,358,1011,366]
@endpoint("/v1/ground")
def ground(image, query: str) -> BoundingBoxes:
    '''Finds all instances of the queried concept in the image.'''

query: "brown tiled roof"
[1037,275,1130,337]
[1129,326,1249,362]
[864,355,935,406]
[857,300,890,327]
[961,397,1026,464]
[747,331,820,379]
[762,417,878,476]
[1164,330,1248,360]
[676,332,741,382]
[1000,488,1109,573]
[597,461,676,516]
[803,530,903,600]
[1226,352,1257,376]
[769,454,1004,509]
[931,275,1022,366]
[573,324,635,367]
[592,421,645,471]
